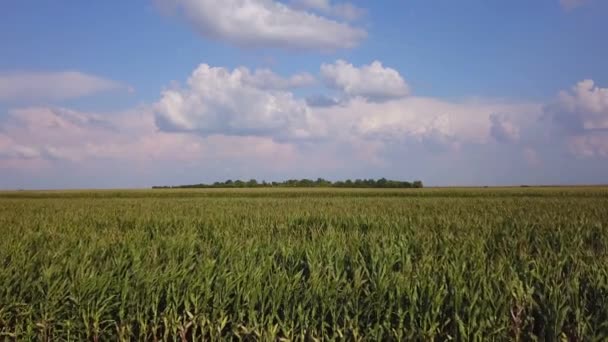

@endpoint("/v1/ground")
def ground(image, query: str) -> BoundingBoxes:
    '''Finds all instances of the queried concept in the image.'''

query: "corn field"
[1,188,607,341]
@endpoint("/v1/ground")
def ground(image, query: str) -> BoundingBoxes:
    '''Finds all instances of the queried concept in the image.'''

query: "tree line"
[153,178,423,189]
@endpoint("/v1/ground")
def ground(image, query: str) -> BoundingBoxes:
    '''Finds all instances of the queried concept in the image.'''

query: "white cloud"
[313,96,539,147]
[290,0,365,21]
[551,79,608,131]
[5,70,608,187]
[0,106,306,169]
[239,68,316,90]
[567,134,608,158]
[157,0,366,50]
[153,62,542,152]
[0,106,349,188]
[154,64,323,139]
[0,71,129,102]
[321,60,410,101]
[0,136,41,160]
[560,0,589,10]
[0,106,191,163]
[490,113,520,143]
[542,79,608,158]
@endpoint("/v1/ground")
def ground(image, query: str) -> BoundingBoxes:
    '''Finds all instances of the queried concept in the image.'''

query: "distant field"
[1,187,607,340]
[2,186,608,198]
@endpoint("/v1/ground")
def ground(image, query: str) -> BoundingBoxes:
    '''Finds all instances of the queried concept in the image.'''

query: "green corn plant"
[0,187,607,339]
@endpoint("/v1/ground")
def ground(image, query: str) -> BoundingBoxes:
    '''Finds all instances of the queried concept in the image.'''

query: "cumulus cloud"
[9,64,607,187]
[290,0,365,21]
[543,79,608,158]
[567,134,608,158]
[321,60,410,102]
[0,106,195,164]
[313,96,539,147]
[0,105,357,189]
[239,68,316,90]
[154,64,323,140]
[153,62,543,153]
[490,113,520,143]
[549,79,608,132]
[157,0,366,50]
[0,71,130,102]
[0,106,307,170]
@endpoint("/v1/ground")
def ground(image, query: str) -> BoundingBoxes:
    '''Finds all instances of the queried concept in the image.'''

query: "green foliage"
[0,187,607,340]
[153,178,423,189]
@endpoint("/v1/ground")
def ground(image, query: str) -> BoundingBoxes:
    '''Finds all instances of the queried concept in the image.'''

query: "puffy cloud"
[0,105,358,188]
[0,71,130,102]
[239,68,316,90]
[313,96,539,147]
[560,0,589,10]
[544,79,608,158]
[0,106,200,164]
[157,0,366,50]
[8,64,608,188]
[3,107,116,148]
[490,113,520,143]
[549,79,608,131]
[154,64,323,140]
[153,62,540,151]
[567,134,608,158]
[290,0,365,21]
[0,106,309,171]
[321,60,410,101]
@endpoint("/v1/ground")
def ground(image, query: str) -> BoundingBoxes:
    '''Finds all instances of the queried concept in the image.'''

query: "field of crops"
[1,187,607,341]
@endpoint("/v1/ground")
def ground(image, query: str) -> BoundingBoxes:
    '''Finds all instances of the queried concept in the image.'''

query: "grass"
[1,187,607,340]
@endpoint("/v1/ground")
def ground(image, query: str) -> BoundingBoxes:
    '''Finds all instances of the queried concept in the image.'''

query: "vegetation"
[153,178,423,189]
[1,187,607,340]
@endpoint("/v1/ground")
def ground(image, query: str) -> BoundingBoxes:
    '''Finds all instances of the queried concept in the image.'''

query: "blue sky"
[1,0,607,188]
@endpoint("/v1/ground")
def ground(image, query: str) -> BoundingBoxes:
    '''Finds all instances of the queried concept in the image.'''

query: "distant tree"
[315,178,330,187]
[154,178,423,189]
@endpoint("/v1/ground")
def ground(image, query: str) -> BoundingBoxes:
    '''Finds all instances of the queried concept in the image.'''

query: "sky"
[1,0,607,189]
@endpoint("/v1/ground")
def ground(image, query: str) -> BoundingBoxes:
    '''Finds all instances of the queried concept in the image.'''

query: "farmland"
[1,187,608,340]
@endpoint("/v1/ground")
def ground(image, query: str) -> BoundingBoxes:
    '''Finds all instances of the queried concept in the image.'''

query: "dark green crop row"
[1,188,607,340]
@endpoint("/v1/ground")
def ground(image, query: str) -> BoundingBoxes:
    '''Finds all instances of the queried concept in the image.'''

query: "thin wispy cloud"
[0,71,131,103]
[560,0,590,11]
